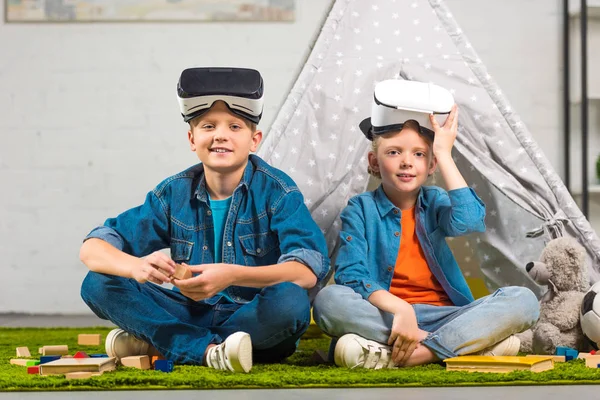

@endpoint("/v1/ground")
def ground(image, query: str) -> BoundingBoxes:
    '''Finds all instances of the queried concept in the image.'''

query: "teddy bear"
[516,237,591,355]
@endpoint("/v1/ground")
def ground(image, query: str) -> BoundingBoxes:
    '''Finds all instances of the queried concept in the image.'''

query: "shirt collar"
[373,184,426,217]
[192,157,254,201]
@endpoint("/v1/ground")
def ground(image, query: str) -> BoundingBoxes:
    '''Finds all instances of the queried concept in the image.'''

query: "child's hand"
[388,307,422,366]
[430,104,458,158]
[131,251,176,284]
[173,263,236,301]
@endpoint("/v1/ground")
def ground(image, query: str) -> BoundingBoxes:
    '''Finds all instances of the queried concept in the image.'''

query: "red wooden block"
[73,351,89,359]
[27,366,40,374]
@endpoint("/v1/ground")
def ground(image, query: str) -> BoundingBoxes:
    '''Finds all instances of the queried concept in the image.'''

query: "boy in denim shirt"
[80,67,329,373]
[313,80,539,369]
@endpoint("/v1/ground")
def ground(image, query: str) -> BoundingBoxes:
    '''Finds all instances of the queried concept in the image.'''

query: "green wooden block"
[25,360,40,366]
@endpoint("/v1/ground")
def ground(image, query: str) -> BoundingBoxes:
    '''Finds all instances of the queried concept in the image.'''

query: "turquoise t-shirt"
[208,194,234,302]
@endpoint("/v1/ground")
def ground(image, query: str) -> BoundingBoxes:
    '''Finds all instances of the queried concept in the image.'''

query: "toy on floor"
[78,334,102,346]
[517,237,591,354]
[580,281,600,350]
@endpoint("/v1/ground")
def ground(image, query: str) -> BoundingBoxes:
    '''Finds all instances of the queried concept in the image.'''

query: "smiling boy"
[79,67,329,373]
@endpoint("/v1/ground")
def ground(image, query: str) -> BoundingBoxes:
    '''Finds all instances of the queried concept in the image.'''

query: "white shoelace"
[360,344,395,369]
[206,343,231,371]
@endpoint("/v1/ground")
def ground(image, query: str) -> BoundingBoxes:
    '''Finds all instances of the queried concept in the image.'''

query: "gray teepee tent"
[257,0,600,297]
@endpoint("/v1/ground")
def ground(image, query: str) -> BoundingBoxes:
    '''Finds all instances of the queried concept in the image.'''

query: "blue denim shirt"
[85,155,330,305]
[334,185,486,307]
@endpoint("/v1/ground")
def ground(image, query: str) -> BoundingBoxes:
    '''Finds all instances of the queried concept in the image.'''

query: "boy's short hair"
[367,119,433,179]
[188,115,257,132]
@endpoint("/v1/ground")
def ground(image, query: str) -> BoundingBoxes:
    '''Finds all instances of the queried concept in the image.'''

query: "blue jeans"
[80,271,311,365]
[312,285,539,360]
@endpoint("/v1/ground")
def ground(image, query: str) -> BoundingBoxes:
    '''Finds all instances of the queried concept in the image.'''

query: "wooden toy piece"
[151,355,165,366]
[120,355,151,370]
[40,355,62,364]
[555,346,572,356]
[26,360,40,366]
[41,345,69,356]
[10,359,30,366]
[154,359,174,372]
[78,334,102,346]
[16,347,31,357]
[27,366,40,374]
[565,349,579,361]
[592,350,597,355]
[526,354,566,362]
[90,354,109,358]
[578,352,592,359]
[38,348,43,354]
[62,355,74,359]
[585,355,600,368]
[65,371,102,380]
[73,351,89,359]
[172,263,192,280]
[39,357,117,376]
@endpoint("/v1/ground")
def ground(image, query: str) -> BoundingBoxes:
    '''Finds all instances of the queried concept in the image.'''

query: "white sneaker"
[334,333,396,369]
[205,332,252,373]
[478,335,521,356]
[105,328,158,360]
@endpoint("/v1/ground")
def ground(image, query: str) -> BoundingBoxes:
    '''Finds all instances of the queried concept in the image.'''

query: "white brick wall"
[0,0,565,314]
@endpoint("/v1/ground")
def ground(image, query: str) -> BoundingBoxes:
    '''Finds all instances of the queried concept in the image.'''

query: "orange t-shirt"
[389,207,452,306]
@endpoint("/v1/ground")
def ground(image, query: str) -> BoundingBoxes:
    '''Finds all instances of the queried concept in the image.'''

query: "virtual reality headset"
[177,67,264,124]
[359,80,454,140]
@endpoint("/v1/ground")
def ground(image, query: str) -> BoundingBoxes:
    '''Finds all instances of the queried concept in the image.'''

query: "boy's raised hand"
[131,251,176,285]
[173,263,236,301]
[430,104,458,158]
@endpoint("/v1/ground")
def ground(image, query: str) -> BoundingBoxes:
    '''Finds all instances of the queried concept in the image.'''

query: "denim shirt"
[334,185,486,307]
[85,154,330,305]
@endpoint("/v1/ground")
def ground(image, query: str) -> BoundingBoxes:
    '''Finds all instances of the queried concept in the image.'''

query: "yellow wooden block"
[16,347,31,357]
[78,334,102,346]
[585,355,600,368]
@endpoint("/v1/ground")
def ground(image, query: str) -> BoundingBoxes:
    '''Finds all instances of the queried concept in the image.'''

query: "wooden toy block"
[172,263,192,280]
[40,345,69,356]
[151,355,165,366]
[74,351,89,359]
[592,350,597,355]
[120,355,151,370]
[16,347,31,357]
[10,359,30,366]
[526,354,566,362]
[90,354,109,358]
[555,346,573,356]
[40,355,62,364]
[38,348,42,354]
[565,349,579,360]
[26,360,40,366]
[585,355,600,368]
[39,357,116,376]
[78,334,102,346]
[154,359,174,372]
[27,366,40,374]
[578,352,592,359]
[65,371,102,380]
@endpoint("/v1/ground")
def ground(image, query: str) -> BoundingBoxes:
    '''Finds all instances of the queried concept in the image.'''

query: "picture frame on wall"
[5,0,296,22]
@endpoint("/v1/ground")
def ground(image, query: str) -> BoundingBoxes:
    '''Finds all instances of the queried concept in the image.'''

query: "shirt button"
[394,231,400,237]
[227,241,232,247]
[202,245,208,251]
[207,210,212,216]
[257,248,262,254]
[387,266,393,272]
[393,209,399,214]
[366,284,371,288]
[346,236,352,241]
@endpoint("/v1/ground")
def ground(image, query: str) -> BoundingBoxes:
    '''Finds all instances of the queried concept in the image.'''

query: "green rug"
[2,327,600,391]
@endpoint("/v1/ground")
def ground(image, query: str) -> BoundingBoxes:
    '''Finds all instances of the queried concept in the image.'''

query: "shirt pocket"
[238,232,278,265]
[170,238,193,262]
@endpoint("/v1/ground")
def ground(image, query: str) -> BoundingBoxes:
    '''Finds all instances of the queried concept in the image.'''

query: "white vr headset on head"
[359,80,455,140]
